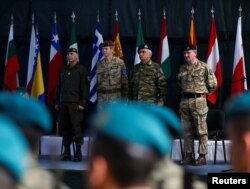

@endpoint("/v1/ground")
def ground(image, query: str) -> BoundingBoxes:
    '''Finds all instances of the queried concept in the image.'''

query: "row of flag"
[3,7,248,107]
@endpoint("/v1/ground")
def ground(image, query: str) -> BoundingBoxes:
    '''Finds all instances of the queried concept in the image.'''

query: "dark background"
[0,0,250,115]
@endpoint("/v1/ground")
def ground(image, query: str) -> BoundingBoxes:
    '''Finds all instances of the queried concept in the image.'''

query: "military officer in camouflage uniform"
[96,40,128,105]
[178,45,217,166]
[55,47,89,162]
[128,44,167,104]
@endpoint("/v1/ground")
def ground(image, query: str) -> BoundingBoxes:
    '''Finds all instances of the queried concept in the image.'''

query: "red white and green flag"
[4,15,20,92]
[157,9,171,79]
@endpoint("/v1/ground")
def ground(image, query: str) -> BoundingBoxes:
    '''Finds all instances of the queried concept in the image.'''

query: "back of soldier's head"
[0,115,29,186]
[89,102,182,187]
[0,92,52,151]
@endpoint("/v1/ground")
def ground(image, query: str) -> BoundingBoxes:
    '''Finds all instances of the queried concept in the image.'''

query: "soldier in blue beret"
[225,91,250,172]
[88,102,180,189]
[0,92,70,189]
[0,115,29,189]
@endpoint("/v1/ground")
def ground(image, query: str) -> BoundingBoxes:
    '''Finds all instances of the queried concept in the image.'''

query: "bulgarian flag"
[134,9,144,65]
[231,8,247,97]
[113,10,124,60]
[157,10,171,79]
[189,8,197,46]
[207,11,222,104]
[4,15,20,91]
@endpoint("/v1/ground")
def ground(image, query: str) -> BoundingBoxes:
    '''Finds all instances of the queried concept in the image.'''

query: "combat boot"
[194,154,206,166]
[180,153,193,165]
[73,138,83,162]
[60,138,71,161]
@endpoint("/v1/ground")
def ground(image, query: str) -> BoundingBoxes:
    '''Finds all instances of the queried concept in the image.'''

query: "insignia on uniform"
[111,66,118,69]
[122,69,127,75]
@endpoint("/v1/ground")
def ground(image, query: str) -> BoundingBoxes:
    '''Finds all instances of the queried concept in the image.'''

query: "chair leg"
[214,136,218,164]
[222,138,227,163]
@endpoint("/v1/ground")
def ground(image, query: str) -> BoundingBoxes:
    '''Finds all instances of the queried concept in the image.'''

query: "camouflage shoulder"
[197,60,208,68]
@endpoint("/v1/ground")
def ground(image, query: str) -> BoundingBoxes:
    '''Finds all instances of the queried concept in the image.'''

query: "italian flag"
[157,13,171,79]
[4,17,20,91]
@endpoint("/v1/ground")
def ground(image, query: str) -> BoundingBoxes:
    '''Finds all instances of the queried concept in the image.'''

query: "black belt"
[182,93,205,98]
[97,88,121,94]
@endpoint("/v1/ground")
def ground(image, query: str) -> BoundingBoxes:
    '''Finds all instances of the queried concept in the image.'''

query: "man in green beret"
[55,48,89,162]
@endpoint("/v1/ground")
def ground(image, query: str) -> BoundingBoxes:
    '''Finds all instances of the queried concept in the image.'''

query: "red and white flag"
[207,13,222,104]
[231,12,247,97]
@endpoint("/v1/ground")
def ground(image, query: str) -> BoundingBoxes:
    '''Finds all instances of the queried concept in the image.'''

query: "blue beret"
[225,92,250,118]
[136,104,183,138]
[0,92,52,133]
[0,115,29,181]
[91,102,176,156]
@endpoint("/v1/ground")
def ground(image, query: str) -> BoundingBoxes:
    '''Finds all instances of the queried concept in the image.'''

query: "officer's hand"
[77,105,84,111]
[55,104,60,111]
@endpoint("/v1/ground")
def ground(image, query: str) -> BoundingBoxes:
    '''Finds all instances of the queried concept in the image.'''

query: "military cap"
[225,92,250,119]
[67,47,78,53]
[90,102,175,156]
[138,43,151,53]
[0,92,52,133]
[184,44,197,51]
[101,40,115,48]
[0,115,29,181]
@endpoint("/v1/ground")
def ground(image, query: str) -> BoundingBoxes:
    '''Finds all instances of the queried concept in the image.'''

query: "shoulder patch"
[122,69,127,75]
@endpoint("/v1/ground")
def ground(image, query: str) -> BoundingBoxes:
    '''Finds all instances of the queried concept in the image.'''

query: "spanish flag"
[113,10,124,59]
[189,8,197,46]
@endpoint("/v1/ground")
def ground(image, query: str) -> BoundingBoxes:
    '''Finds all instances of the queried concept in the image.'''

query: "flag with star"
[47,13,63,105]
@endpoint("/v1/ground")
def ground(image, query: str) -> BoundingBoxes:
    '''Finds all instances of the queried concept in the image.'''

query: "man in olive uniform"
[56,47,89,162]
[178,45,217,166]
[128,44,167,105]
[96,40,128,105]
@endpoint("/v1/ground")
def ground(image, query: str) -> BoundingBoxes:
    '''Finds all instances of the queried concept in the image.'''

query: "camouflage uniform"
[128,60,167,103]
[18,155,70,189]
[148,157,207,189]
[96,57,128,104]
[178,60,217,155]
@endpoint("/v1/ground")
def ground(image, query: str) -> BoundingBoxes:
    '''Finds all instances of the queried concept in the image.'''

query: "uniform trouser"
[179,97,208,155]
[58,102,84,143]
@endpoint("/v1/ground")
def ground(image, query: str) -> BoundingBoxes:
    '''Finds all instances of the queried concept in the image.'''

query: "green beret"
[225,92,250,119]
[0,92,52,133]
[67,47,78,53]
[91,102,176,156]
[0,115,29,181]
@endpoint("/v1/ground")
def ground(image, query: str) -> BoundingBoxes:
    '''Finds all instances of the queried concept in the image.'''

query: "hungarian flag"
[134,10,144,65]
[189,11,197,46]
[231,14,247,97]
[207,13,222,104]
[69,11,78,50]
[47,14,63,105]
[113,10,124,59]
[4,16,20,91]
[157,12,171,79]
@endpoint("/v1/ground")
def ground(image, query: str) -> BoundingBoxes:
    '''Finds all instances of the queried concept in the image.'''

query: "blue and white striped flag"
[89,20,103,103]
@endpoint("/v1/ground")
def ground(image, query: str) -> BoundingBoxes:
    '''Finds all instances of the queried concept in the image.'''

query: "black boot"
[73,138,83,162]
[60,138,71,161]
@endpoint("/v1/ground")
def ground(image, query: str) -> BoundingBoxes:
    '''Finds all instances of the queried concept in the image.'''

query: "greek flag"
[89,21,103,103]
